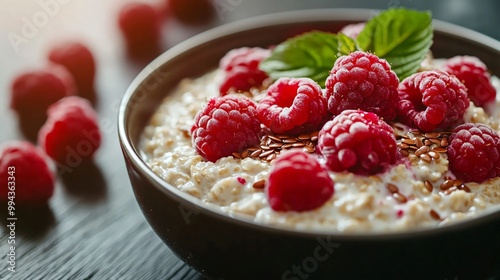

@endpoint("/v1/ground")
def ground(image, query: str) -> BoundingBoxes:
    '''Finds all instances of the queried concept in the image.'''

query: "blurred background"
[1,0,499,279]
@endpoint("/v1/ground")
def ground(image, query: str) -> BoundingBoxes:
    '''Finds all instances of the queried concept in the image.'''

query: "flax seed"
[259,150,274,158]
[424,132,440,138]
[420,154,432,162]
[440,179,455,190]
[393,193,408,203]
[432,147,447,153]
[440,138,448,147]
[430,209,441,220]
[415,137,424,148]
[268,135,282,142]
[415,146,429,156]
[232,152,242,159]
[269,143,283,149]
[250,150,262,158]
[292,142,306,148]
[266,153,277,161]
[298,134,310,140]
[424,180,433,192]
[386,183,399,194]
[253,180,265,189]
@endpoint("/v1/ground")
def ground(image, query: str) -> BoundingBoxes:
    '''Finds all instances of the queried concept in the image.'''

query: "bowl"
[118,9,500,280]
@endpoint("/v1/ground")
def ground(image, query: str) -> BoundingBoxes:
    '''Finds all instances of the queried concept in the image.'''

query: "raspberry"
[266,149,334,212]
[168,0,215,25]
[10,66,75,137]
[48,41,96,100]
[447,123,500,183]
[191,96,261,162]
[219,47,271,95]
[442,55,497,107]
[324,51,399,121]
[0,141,55,205]
[339,22,366,39]
[317,110,398,175]
[118,3,161,60]
[257,77,329,135]
[397,70,469,132]
[38,96,102,165]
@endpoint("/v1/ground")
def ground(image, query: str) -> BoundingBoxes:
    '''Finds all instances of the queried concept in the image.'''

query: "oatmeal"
[140,68,500,233]
[140,8,500,232]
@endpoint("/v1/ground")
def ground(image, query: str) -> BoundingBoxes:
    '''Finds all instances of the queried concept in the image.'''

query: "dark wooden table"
[1,0,499,279]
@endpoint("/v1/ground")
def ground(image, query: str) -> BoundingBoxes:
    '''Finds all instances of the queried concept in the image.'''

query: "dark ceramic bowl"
[118,9,500,280]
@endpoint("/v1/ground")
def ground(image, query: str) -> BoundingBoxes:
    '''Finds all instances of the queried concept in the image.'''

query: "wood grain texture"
[1,0,499,279]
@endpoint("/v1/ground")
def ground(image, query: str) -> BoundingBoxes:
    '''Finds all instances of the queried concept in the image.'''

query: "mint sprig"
[259,31,343,87]
[259,8,433,85]
[357,8,433,79]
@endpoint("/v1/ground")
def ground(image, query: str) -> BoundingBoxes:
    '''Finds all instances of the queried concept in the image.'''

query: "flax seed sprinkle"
[235,130,320,163]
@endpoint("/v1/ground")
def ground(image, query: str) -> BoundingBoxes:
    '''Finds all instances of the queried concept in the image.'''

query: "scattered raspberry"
[38,96,102,165]
[191,96,261,162]
[324,51,399,121]
[10,66,75,135]
[442,55,497,107]
[447,123,500,183]
[168,0,215,25]
[397,70,469,132]
[219,47,271,95]
[266,149,334,212]
[317,109,398,175]
[48,41,96,99]
[339,22,366,38]
[257,77,329,135]
[118,3,161,60]
[0,141,55,205]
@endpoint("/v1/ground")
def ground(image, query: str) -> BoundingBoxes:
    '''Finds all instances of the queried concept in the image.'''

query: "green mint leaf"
[357,8,433,79]
[337,33,358,55]
[259,31,339,87]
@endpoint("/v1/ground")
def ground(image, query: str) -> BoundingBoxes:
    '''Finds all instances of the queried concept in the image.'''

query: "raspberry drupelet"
[317,109,398,175]
[447,123,500,183]
[397,70,469,132]
[38,96,102,165]
[257,77,329,135]
[324,51,399,121]
[191,95,261,162]
[219,47,271,95]
[266,149,334,212]
[442,55,497,107]
[0,141,55,205]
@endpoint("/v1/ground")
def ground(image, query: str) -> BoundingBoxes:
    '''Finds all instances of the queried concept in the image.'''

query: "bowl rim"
[118,8,500,240]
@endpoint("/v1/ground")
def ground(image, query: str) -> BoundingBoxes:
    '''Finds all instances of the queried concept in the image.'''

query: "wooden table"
[1,0,499,279]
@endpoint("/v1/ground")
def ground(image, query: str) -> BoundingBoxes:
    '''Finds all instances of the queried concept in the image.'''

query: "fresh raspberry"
[191,96,261,162]
[219,47,271,95]
[317,109,398,175]
[447,123,500,183]
[168,0,215,25]
[266,149,334,212]
[324,51,399,121]
[442,55,497,107]
[38,96,102,165]
[118,3,161,60]
[397,70,469,132]
[257,77,329,135]
[48,41,96,100]
[0,141,55,205]
[339,22,366,38]
[10,66,75,136]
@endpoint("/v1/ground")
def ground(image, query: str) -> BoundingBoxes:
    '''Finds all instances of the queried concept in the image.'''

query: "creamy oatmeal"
[140,68,500,233]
